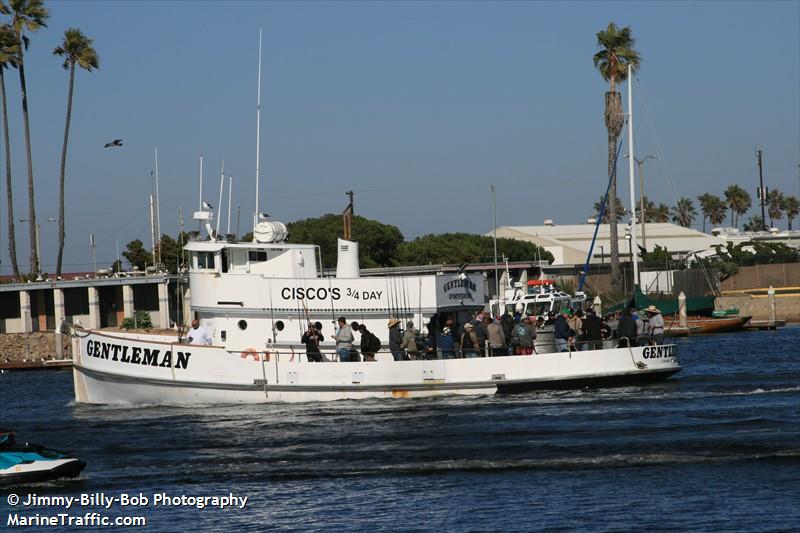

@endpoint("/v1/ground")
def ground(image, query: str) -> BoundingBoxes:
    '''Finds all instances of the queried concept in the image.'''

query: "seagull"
[202,201,213,210]
[104,139,123,148]
[258,212,270,219]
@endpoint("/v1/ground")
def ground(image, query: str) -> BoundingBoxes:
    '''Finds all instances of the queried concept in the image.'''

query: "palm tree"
[724,184,751,228]
[671,197,697,228]
[707,196,727,227]
[3,0,49,276]
[697,193,717,233]
[593,195,627,223]
[53,28,98,278]
[593,22,640,293]
[743,215,764,232]
[782,195,799,230]
[0,24,20,279]
[650,203,670,223]
[638,195,655,223]
[765,189,783,229]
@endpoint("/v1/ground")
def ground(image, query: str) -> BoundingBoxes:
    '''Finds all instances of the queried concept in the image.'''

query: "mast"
[216,160,225,236]
[254,28,262,231]
[491,184,499,301]
[227,175,233,235]
[626,65,640,289]
[757,149,767,230]
[154,148,162,264]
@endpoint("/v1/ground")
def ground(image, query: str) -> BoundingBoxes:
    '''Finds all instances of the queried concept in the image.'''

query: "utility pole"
[756,149,767,231]
[634,154,656,249]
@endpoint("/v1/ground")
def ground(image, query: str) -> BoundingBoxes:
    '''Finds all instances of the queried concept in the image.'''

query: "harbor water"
[2,327,799,531]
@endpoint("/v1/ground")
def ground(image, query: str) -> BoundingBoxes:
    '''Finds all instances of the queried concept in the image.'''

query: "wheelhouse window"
[196,251,215,270]
[248,250,267,262]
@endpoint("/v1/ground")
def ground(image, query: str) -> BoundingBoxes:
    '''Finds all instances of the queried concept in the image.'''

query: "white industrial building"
[491,222,728,266]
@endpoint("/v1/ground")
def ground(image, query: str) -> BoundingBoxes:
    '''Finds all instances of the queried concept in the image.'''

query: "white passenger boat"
[69,42,679,405]
[69,220,681,404]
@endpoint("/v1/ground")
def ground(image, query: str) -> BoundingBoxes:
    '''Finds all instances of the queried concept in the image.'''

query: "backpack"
[368,333,382,353]
[415,333,427,352]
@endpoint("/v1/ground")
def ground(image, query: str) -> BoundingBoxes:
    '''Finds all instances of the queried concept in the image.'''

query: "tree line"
[594,185,799,232]
[1,0,97,281]
[118,214,555,274]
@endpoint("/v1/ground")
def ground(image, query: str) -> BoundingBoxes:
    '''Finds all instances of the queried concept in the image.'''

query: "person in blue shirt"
[553,308,574,352]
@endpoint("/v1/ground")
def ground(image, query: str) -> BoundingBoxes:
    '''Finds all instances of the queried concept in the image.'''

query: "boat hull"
[0,458,86,486]
[666,316,752,335]
[72,331,681,405]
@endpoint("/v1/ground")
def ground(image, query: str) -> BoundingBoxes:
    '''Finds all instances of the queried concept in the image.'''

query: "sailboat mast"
[227,175,233,235]
[154,147,161,264]
[491,184,499,301]
[627,65,640,288]
[254,28,262,231]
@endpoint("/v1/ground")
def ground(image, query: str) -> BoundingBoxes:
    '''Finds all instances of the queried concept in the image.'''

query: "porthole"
[275,320,284,331]
[238,320,248,330]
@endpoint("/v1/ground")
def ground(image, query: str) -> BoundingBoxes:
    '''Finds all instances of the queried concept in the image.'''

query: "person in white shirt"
[187,319,213,345]
[645,305,665,345]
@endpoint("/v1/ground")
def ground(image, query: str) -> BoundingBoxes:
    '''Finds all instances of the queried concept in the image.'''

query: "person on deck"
[187,319,213,345]
[486,316,507,357]
[553,309,573,352]
[581,309,603,350]
[617,308,639,347]
[301,322,325,362]
[645,305,665,345]
[439,326,456,359]
[358,324,379,362]
[401,321,419,360]
[512,316,536,355]
[388,318,404,361]
[459,323,480,358]
[335,317,354,362]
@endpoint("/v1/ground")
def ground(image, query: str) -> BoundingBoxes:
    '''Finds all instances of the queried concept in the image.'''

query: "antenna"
[198,153,204,232]
[89,233,97,274]
[254,28,263,231]
[216,160,225,236]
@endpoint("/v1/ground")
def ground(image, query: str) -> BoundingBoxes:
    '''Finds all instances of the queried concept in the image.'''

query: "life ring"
[241,348,260,362]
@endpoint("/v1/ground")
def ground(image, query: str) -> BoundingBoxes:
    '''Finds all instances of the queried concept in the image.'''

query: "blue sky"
[1,0,798,274]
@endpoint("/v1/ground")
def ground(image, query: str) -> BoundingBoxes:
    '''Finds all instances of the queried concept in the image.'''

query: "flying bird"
[104,139,123,148]
[202,201,213,210]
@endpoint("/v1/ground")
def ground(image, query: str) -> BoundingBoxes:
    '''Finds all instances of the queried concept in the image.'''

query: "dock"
[744,319,787,330]
[0,359,73,372]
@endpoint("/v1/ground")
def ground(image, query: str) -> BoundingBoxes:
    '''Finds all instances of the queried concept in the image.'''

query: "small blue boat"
[0,430,86,485]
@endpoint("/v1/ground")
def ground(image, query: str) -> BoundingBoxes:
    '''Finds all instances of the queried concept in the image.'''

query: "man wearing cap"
[645,305,665,345]
[459,322,480,358]
[388,318,405,361]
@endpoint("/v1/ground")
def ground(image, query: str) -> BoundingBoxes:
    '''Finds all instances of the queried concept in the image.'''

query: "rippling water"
[2,327,799,531]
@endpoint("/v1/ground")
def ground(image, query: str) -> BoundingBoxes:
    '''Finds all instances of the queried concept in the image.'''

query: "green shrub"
[122,310,153,330]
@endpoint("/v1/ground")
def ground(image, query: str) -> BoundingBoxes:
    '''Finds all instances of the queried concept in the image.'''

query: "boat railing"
[227,336,663,362]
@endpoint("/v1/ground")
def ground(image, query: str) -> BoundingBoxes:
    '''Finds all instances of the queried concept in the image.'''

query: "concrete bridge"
[0,274,188,335]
